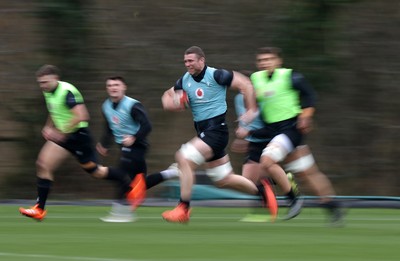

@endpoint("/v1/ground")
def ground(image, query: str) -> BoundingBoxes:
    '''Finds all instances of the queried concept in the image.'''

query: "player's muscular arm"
[66,104,89,131]
[230,71,258,124]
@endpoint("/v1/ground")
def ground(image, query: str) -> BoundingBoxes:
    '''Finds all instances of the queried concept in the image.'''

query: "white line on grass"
[0,252,241,261]
[0,252,143,261]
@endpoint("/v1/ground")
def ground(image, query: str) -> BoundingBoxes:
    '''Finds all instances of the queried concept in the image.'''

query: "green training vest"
[43,81,88,133]
[251,68,301,123]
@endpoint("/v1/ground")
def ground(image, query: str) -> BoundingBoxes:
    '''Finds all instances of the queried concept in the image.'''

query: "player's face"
[256,53,282,73]
[106,79,126,102]
[184,53,205,76]
[37,74,59,92]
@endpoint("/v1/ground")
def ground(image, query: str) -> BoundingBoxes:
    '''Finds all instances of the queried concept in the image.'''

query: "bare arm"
[42,104,89,143]
[65,104,90,133]
[297,107,315,134]
[230,71,258,124]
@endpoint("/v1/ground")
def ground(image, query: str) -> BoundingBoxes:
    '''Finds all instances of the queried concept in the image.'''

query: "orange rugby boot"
[162,203,191,223]
[127,173,146,209]
[261,179,278,222]
[19,204,47,221]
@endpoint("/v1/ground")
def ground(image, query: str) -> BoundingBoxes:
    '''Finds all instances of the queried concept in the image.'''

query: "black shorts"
[244,118,303,164]
[268,117,303,148]
[245,141,269,163]
[57,128,98,165]
[118,143,148,179]
[194,113,229,162]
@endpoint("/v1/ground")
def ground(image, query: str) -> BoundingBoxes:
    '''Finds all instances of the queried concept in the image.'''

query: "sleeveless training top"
[251,68,301,123]
[43,81,88,133]
[102,96,140,144]
[181,66,227,122]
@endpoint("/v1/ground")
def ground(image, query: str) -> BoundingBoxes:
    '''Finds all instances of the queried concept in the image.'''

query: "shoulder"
[291,71,305,79]
[102,98,111,107]
[181,72,191,81]
[213,68,233,86]
[60,81,83,97]
[124,96,140,104]
[290,71,307,86]
[59,81,78,90]
[250,70,266,81]
[124,96,145,110]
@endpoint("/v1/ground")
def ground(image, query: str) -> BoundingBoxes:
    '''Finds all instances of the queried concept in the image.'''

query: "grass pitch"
[0,205,398,261]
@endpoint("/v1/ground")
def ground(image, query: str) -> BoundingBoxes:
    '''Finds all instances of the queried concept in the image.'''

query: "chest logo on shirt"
[112,115,120,125]
[195,88,204,99]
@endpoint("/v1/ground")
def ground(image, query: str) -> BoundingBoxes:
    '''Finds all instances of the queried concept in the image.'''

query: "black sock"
[323,200,340,210]
[179,198,190,209]
[286,188,296,201]
[145,173,164,190]
[256,184,266,202]
[37,178,52,210]
[107,167,132,195]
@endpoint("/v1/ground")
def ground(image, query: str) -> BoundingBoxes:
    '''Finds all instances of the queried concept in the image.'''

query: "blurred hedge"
[0,0,398,198]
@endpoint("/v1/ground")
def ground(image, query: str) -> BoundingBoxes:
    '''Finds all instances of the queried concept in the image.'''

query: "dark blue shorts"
[57,128,98,165]
[194,113,229,162]
[118,144,148,178]
[245,141,269,163]
[268,117,303,148]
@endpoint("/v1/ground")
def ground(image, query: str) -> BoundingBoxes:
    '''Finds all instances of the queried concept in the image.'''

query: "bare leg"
[36,141,70,180]
[261,156,292,193]
[242,161,263,184]
[175,150,196,201]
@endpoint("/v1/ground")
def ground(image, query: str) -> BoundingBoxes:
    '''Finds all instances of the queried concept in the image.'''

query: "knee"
[177,143,205,166]
[36,158,52,177]
[175,151,186,165]
[213,177,230,189]
[91,171,103,179]
[36,158,46,172]
[260,156,275,170]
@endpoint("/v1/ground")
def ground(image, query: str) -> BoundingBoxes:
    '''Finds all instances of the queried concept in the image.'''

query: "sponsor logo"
[196,88,204,99]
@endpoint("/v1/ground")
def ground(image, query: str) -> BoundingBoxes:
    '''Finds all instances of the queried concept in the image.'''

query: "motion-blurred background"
[0,0,399,199]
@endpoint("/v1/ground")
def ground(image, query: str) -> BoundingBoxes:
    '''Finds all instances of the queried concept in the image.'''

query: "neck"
[111,96,123,103]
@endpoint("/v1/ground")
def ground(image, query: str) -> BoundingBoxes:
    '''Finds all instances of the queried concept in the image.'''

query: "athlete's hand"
[42,126,66,143]
[235,126,250,139]
[230,138,249,154]
[297,116,313,134]
[96,142,108,157]
[122,135,136,147]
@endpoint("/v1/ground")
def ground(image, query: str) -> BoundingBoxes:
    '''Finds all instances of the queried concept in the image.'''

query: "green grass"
[0,205,399,261]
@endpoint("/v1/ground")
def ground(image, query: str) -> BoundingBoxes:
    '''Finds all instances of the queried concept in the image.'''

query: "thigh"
[37,141,70,171]
[284,145,311,163]
[189,137,214,161]
[247,141,268,163]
